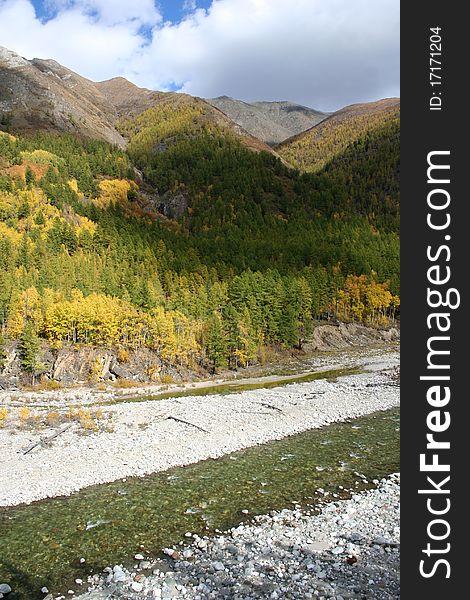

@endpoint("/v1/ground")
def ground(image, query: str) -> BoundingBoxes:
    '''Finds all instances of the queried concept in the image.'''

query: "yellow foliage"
[0,407,8,427]
[0,131,16,142]
[65,406,102,431]
[7,284,202,369]
[96,179,132,208]
[45,411,61,427]
[18,406,31,423]
[7,286,44,337]
[335,275,396,324]
[20,149,63,167]
[116,348,129,363]
[76,214,97,236]
[120,99,205,159]
[0,221,22,245]
[145,307,199,365]
[278,103,400,173]
[88,357,103,383]
[147,364,161,382]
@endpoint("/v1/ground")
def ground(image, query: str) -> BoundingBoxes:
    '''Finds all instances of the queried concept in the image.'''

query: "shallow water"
[108,366,361,405]
[0,408,399,599]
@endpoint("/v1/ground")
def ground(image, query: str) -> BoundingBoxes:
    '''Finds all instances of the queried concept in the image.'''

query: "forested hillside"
[0,91,400,379]
[277,98,400,173]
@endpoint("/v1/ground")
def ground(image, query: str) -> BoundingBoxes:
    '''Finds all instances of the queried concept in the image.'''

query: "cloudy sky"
[0,0,399,111]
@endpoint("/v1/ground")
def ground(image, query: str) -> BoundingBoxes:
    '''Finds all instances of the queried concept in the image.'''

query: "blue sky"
[0,0,400,111]
[158,1,212,24]
[29,1,212,25]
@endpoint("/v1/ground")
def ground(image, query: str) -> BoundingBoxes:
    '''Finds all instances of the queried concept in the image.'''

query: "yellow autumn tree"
[7,286,43,337]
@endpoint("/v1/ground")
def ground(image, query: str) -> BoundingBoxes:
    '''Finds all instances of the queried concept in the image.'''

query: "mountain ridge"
[277,97,400,172]
[0,46,125,147]
[0,47,277,157]
[0,46,400,383]
[207,95,329,145]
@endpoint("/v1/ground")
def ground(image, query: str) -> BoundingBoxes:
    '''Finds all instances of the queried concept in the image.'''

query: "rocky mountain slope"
[207,96,328,146]
[277,97,400,172]
[96,78,276,156]
[94,77,170,118]
[0,46,125,147]
[0,47,275,156]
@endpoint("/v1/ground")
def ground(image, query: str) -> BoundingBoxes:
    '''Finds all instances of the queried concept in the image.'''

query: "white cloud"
[0,0,156,79]
[0,0,399,110]
[182,0,197,13]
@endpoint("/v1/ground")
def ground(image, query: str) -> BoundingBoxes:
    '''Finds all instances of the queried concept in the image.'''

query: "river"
[0,407,399,599]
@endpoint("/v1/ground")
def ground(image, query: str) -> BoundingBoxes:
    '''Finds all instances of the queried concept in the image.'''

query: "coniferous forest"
[0,98,399,374]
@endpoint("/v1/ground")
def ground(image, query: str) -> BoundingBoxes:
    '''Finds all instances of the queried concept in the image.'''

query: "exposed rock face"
[306,322,400,352]
[51,346,166,384]
[0,341,193,388]
[207,96,329,145]
[0,46,125,147]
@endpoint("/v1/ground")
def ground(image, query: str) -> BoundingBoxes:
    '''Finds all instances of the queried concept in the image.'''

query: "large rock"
[0,583,12,594]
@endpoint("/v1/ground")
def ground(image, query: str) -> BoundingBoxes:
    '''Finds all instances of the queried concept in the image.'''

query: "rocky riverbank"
[72,474,400,600]
[0,351,399,507]
[0,343,398,409]
[0,323,399,391]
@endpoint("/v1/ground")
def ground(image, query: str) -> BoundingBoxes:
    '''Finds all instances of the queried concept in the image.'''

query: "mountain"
[0,48,274,156]
[94,77,170,118]
[0,46,125,147]
[96,78,277,157]
[277,98,400,172]
[207,96,329,146]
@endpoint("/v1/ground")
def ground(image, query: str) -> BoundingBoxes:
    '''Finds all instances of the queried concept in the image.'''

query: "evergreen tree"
[204,313,227,372]
[0,334,6,371]
[18,321,43,385]
[25,166,36,189]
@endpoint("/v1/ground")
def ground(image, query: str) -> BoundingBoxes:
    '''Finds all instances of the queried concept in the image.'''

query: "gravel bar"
[0,352,399,507]
[74,474,400,600]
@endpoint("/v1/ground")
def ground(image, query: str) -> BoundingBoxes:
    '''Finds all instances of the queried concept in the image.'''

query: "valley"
[0,44,400,600]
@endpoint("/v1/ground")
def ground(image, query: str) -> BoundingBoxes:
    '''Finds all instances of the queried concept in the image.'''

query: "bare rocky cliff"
[94,77,172,118]
[0,46,126,147]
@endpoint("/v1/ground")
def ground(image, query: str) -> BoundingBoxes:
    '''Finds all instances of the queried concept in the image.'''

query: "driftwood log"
[166,415,209,433]
[256,402,283,413]
[20,423,73,455]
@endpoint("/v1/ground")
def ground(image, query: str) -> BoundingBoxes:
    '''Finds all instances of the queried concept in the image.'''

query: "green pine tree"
[204,312,227,372]
[18,322,44,385]
[0,334,7,371]
[25,166,36,189]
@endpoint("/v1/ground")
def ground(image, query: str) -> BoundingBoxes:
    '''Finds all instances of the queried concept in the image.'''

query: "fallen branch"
[233,410,273,416]
[166,416,209,433]
[256,402,283,413]
[20,423,73,455]
[366,382,400,388]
